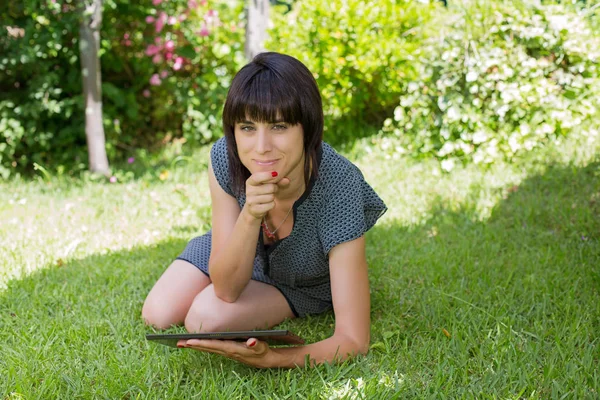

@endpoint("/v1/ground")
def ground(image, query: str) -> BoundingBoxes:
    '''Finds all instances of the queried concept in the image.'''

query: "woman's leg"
[184,280,296,333]
[142,259,211,329]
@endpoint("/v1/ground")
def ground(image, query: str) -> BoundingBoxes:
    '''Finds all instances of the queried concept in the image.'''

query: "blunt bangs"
[223,68,303,127]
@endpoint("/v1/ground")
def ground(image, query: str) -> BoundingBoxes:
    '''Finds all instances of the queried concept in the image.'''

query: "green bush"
[268,0,437,143]
[381,0,600,170]
[0,0,245,179]
[0,1,84,179]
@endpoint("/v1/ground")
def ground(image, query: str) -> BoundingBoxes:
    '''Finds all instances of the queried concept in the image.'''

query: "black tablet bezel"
[146,329,305,347]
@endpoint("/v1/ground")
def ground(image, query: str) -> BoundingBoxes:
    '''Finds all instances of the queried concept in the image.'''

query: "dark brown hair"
[222,52,324,194]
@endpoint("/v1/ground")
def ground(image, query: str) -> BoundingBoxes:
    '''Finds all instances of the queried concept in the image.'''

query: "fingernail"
[248,339,257,347]
[177,344,184,348]
[271,171,278,177]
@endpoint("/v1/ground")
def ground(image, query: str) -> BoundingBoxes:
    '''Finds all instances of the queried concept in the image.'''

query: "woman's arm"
[206,160,260,302]
[268,236,371,367]
[207,161,287,302]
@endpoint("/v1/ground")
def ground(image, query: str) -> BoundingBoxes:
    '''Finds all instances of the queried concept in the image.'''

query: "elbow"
[208,268,241,303]
[356,337,370,356]
[337,332,370,358]
[351,331,371,357]
[213,286,240,303]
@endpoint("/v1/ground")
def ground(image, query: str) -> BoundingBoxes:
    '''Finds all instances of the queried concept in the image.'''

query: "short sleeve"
[318,164,387,255]
[210,138,234,197]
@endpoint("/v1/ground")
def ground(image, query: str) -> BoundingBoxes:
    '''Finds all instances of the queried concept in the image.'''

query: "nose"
[255,127,272,154]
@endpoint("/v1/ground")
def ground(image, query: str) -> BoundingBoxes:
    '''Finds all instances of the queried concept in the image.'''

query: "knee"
[184,287,230,333]
[142,296,177,330]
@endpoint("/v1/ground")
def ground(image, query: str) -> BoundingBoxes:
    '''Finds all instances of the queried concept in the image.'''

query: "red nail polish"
[177,344,184,348]
[271,171,278,177]
[248,339,257,347]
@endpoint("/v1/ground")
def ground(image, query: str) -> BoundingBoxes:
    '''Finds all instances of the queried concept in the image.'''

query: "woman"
[142,52,387,368]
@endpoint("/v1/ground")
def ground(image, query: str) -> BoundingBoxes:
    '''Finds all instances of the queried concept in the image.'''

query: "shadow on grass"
[1,162,598,397]
[366,161,599,397]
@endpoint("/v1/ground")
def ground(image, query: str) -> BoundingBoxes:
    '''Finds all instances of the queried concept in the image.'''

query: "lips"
[254,159,279,166]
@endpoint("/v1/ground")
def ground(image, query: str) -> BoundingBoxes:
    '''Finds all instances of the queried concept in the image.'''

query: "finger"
[246,194,275,206]
[248,183,279,195]
[245,338,269,355]
[248,202,276,216]
[186,339,242,353]
[185,339,217,348]
[184,340,228,354]
[247,171,280,186]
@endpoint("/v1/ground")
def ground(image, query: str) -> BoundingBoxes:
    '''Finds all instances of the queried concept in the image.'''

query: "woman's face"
[234,117,305,183]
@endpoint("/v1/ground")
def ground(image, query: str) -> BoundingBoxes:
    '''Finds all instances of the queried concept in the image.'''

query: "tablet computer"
[146,329,305,347]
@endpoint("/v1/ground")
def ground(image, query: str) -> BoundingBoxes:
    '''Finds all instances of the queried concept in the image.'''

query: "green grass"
[1,132,599,399]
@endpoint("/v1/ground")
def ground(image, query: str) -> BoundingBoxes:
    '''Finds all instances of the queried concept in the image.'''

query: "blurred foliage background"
[1,0,599,179]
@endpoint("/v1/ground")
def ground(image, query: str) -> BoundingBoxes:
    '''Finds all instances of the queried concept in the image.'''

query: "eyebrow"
[238,119,286,125]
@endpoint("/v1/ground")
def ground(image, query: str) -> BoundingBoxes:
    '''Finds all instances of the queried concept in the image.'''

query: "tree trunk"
[79,0,110,175]
[245,0,270,60]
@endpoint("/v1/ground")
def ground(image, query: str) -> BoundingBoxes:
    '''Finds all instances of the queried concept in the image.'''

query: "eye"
[239,125,255,132]
[272,124,288,131]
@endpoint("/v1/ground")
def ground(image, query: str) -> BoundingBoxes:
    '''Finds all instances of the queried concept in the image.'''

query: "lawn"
[1,132,599,399]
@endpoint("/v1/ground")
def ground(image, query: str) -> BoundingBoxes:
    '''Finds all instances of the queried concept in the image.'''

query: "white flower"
[441,158,455,172]
[472,130,488,144]
[497,104,510,118]
[447,106,461,121]
[466,71,478,82]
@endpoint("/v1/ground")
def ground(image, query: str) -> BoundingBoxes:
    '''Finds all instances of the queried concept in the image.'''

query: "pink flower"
[207,9,215,17]
[173,56,184,71]
[128,157,135,164]
[154,37,163,45]
[199,25,210,37]
[165,40,175,51]
[146,16,155,23]
[123,33,130,39]
[143,89,151,98]
[168,16,177,25]
[124,40,132,47]
[160,70,168,78]
[152,0,162,5]
[200,0,207,5]
[145,45,160,56]
[188,0,198,9]
[152,54,163,64]
[150,74,162,86]
[179,14,187,22]
[165,52,173,60]
[155,12,167,33]
[109,176,117,183]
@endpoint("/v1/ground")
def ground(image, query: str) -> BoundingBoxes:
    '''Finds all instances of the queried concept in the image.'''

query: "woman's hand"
[178,338,278,369]
[243,172,290,220]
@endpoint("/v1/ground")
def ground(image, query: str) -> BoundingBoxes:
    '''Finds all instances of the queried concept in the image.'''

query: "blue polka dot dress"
[177,138,387,317]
